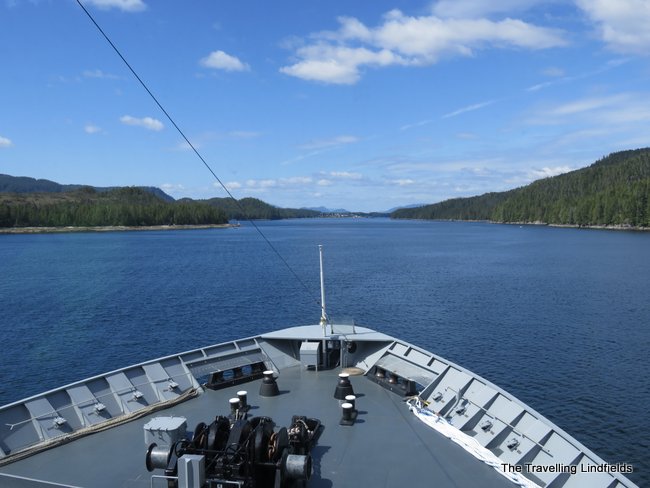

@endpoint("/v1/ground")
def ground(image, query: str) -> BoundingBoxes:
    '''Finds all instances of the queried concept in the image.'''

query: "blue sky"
[1,0,650,212]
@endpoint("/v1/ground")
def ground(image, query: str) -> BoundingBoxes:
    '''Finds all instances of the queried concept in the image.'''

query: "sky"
[1,0,650,212]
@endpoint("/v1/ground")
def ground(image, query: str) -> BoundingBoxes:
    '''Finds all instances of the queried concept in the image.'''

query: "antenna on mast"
[318,245,329,335]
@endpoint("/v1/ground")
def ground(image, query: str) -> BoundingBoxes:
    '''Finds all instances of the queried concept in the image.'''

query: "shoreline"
[502,221,650,232]
[0,223,238,234]
[390,217,650,231]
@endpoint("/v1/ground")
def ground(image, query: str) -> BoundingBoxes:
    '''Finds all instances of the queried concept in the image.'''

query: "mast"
[319,244,328,335]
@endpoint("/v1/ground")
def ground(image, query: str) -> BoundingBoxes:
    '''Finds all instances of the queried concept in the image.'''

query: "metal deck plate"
[0,366,516,488]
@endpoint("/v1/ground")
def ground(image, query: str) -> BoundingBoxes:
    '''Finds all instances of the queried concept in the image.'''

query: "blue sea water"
[0,218,648,485]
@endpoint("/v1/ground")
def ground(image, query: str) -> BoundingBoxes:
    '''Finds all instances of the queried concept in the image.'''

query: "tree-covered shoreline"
[0,175,324,226]
[0,187,227,228]
[392,148,650,228]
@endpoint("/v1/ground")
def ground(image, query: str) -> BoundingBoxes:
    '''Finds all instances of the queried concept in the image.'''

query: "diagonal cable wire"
[75,0,324,314]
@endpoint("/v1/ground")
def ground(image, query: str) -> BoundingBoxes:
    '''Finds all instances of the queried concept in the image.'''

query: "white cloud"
[299,135,359,150]
[200,51,249,72]
[282,136,360,165]
[281,10,566,84]
[442,99,495,118]
[528,166,573,179]
[390,179,416,186]
[432,0,546,18]
[375,12,565,55]
[259,180,277,188]
[547,94,629,116]
[542,66,565,77]
[400,119,433,131]
[228,176,315,192]
[527,59,629,92]
[0,136,12,147]
[317,179,332,186]
[281,44,408,85]
[282,176,313,184]
[526,80,557,92]
[120,115,164,131]
[82,69,120,80]
[577,0,650,54]
[84,124,101,134]
[85,0,146,12]
[173,140,197,151]
[529,92,650,140]
[160,183,186,193]
[326,171,363,180]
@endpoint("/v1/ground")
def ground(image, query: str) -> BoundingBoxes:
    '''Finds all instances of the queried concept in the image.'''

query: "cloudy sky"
[2,0,650,211]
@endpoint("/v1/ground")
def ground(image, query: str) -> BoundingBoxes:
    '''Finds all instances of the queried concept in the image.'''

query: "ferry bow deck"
[0,325,638,488]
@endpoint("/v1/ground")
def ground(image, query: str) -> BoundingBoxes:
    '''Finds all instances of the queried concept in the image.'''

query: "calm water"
[0,219,648,485]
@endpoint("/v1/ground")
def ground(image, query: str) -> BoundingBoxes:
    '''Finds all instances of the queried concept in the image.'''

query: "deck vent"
[455,404,466,415]
[94,403,107,413]
[168,380,179,390]
[334,373,354,400]
[432,391,443,402]
[480,419,493,431]
[259,370,280,397]
[52,416,67,428]
[132,390,144,401]
[507,438,520,450]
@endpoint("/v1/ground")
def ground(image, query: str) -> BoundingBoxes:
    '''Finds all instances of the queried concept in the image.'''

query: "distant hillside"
[391,192,513,221]
[202,197,321,220]
[0,174,174,202]
[392,148,650,228]
[0,174,321,222]
[385,204,428,213]
[303,206,350,213]
[0,187,226,227]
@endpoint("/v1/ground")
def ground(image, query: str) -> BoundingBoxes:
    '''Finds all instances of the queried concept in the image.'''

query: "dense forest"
[392,148,650,228]
[0,174,323,227]
[202,197,321,220]
[0,187,227,227]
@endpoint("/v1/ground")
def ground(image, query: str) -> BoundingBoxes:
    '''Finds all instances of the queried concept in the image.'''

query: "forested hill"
[392,148,650,228]
[0,173,173,202]
[201,197,321,220]
[0,174,322,226]
[0,187,227,227]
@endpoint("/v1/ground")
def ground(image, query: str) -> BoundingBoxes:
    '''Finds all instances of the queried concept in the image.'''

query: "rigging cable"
[75,0,326,319]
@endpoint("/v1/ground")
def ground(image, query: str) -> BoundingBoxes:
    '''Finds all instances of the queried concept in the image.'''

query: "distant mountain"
[0,174,174,202]
[392,148,650,228]
[303,206,350,213]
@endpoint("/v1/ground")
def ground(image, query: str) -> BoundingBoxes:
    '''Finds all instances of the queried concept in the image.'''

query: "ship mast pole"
[319,245,328,335]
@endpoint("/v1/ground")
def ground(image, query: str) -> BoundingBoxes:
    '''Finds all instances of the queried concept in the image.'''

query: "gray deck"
[0,366,515,488]
[0,324,638,488]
